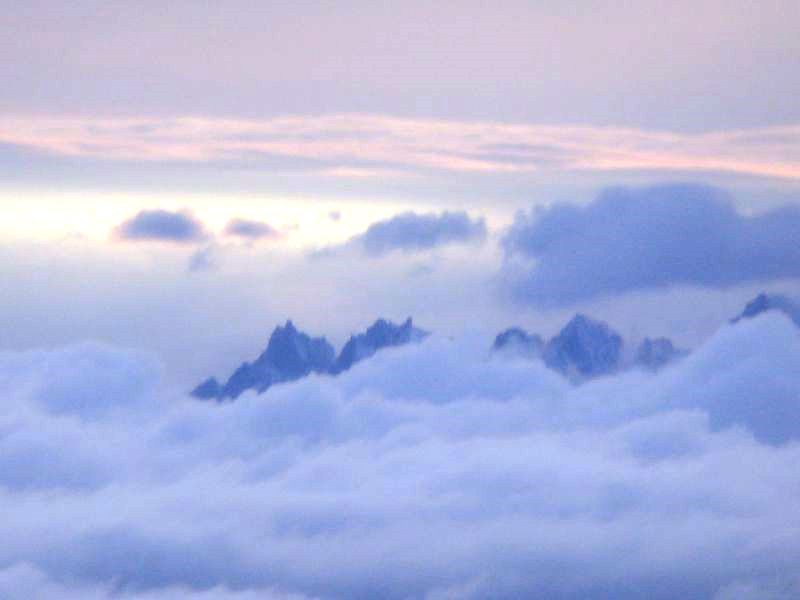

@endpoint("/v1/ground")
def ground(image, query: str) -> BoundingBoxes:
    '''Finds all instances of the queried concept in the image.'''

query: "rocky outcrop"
[192,317,426,401]
[330,318,428,375]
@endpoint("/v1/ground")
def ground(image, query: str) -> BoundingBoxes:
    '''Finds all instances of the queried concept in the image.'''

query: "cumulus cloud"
[1,313,800,598]
[224,218,281,241]
[354,210,487,256]
[115,210,208,243]
[502,184,800,306]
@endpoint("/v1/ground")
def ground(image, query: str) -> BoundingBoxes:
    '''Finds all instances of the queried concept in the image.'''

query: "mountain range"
[192,318,428,400]
[193,293,796,400]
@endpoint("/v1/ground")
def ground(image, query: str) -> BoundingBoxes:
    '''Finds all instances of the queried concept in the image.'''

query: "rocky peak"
[492,327,544,358]
[257,320,335,379]
[635,337,687,371]
[731,293,800,327]
[331,317,428,375]
[192,317,428,401]
[543,314,623,378]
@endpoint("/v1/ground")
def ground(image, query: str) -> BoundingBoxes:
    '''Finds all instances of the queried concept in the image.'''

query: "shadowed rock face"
[492,315,626,379]
[731,293,800,327]
[191,377,222,399]
[192,321,335,400]
[192,318,426,401]
[331,317,428,375]
[493,316,687,378]
[257,320,335,380]
[492,327,544,358]
[543,314,623,378]
[635,337,688,371]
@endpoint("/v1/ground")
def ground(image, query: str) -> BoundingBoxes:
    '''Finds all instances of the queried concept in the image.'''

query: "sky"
[2,2,800,598]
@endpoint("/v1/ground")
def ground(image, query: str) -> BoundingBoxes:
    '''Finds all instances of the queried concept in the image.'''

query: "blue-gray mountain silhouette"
[493,315,624,378]
[331,318,428,374]
[493,315,686,378]
[731,293,800,327]
[543,314,623,377]
[192,317,427,400]
[491,327,544,358]
[635,337,688,370]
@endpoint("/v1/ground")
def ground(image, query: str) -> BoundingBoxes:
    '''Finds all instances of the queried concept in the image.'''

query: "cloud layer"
[1,115,798,180]
[1,313,800,598]
[502,184,800,306]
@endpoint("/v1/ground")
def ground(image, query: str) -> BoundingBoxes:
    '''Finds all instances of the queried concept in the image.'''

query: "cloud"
[0,563,313,600]
[115,210,208,244]
[188,245,218,272]
[1,115,798,180]
[502,184,800,306]
[354,211,487,256]
[1,313,800,597]
[224,219,281,241]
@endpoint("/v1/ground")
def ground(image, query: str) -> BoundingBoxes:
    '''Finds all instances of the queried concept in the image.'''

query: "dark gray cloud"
[115,210,208,244]
[359,210,487,256]
[502,184,800,307]
[224,219,281,241]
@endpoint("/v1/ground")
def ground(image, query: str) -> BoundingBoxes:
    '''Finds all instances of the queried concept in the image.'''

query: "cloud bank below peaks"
[1,311,800,598]
[501,184,800,306]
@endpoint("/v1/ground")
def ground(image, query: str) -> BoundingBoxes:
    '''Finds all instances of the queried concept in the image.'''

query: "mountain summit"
[543,314,623,378]
[192,317,427,401]
[192,321,335,400]
[331,317,428,374]
[731,293,800,327]
[493,314,687,379]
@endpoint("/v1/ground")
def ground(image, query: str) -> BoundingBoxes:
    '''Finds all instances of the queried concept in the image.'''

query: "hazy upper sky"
[1,0,799,381]
[3,0,799,129]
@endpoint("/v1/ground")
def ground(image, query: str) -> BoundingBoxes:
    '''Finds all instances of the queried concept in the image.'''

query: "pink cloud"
[0,114,798,180]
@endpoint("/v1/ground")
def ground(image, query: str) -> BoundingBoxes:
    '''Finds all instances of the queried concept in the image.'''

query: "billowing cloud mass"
[357,211,487,256]
[115,210,208,244]
[1,314,800,598]
[502,184,800,306]
[224,219,281,241]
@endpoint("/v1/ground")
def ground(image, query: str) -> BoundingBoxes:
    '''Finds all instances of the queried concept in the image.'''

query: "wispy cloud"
[2,115,799,180]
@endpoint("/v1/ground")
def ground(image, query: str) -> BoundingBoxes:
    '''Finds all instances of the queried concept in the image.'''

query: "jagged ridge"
[193,318,428,401]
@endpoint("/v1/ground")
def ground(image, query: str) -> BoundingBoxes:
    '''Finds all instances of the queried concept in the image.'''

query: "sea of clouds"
[1,313,800,599]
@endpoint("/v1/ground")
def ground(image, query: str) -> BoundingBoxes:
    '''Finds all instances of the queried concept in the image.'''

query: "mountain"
[330,317,428,374]
[192,317,427,401]
[492,327,544,358]
[192,320,335,400]
[635,337,687,370]
[492,315,624,378]
[731,293,800,327]
[543,314,623,378]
